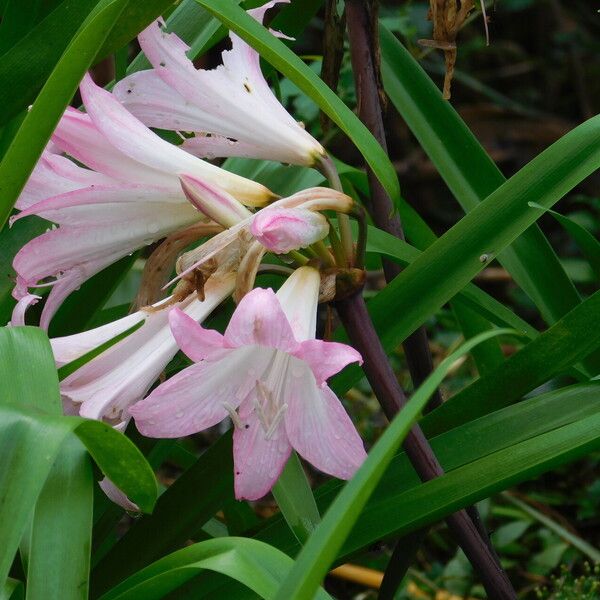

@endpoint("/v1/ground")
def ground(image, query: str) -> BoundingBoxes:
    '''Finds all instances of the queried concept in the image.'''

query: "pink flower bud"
[251,207,329,254]
[179,174,253,228]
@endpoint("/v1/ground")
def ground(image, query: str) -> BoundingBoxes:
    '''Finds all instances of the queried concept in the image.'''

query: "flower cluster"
[11,1,366,505]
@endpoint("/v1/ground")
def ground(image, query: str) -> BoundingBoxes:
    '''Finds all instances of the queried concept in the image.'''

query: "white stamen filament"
[222,401,243,429]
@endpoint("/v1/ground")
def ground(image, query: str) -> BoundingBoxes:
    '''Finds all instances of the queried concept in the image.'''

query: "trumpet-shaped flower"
[113,1,325,166]
[130,266,366,500]
[52,274,235,430]
[12,74,273,328]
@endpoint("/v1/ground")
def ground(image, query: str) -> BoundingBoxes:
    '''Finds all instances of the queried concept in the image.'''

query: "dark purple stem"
[336,293,516,600]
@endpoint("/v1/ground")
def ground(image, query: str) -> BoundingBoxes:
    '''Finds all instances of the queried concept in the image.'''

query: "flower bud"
[180,174,253,228]
[251,207,329,254]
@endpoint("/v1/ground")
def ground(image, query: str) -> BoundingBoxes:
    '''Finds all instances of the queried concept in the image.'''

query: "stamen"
[264,403,288,441]
[222,401,243,429]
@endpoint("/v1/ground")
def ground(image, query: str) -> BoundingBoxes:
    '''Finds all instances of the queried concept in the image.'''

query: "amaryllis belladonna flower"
[12,74,273,328]
[130,266,366,500]
[113,1,325,166]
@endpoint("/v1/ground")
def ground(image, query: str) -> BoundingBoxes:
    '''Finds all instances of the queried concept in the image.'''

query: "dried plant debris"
[419,0,479,99]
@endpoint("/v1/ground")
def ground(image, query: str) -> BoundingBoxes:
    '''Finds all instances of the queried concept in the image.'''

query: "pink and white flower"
[11,74,273,328]
[113,1,325,166]
[52,274,235,430]
[130,266,366,500]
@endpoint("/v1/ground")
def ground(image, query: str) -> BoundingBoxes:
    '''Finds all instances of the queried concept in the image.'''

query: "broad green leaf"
[333,113,600,394]
[194,0,400,203]
[0,326,157,588]
[380,24,581,327]
[0,0,130,228]
[365,224,539,339]
[24,437,93,600]
[274,330,511,600]
[99,538,332,600]
[1,578,23,600]
[422,289,600,437]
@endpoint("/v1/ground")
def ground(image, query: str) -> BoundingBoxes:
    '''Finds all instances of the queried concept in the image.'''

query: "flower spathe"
[53,274,235,430]
[113,1,325,166]
[130,266,366,500]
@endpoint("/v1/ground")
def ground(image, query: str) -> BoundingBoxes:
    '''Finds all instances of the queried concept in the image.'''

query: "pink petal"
[251,207,329,254]
[8,294,41,326]
[233,404,292,501]
[51,311,145,367]
[52,107,168,187]
[182,134,295,162]
[130,346,272,438]
[224,288,297,352]
[113,70,208,132]
[16,151,115,211]
[168,307,226,363]
[293,339,362,386]
[80,73,271,205]
[284,362,366,480]
[134,17,323,166]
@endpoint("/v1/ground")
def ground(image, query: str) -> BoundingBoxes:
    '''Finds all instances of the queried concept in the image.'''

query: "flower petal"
[293,339,362,386]
[130,346,273,438]
[51,311,145,367]
[8,294,41,326]
[233,406,291,500]
[113,70,208,132]
[224,288,297,351]
[275,266,320,341]
[52,107,169,187]
[168,307,226,363]
[80,73,273,205]
[284,361,366,480]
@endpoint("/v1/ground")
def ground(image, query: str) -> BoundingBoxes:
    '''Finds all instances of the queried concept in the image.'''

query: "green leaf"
[91,432,233,597]
[24,437,94,600]
[0,0,130,228]
[0,0,99,126]
[529,202,600,281]
[0,326,157,589]
[99,538,332,600]
[183,382,600,597]
[274,330,511,600]
[379,24,581,327]
[1,578,24,600]
[333,113,600,394]
[272,452,320,545]
[422,289,600,437]
[194,0,400,202]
